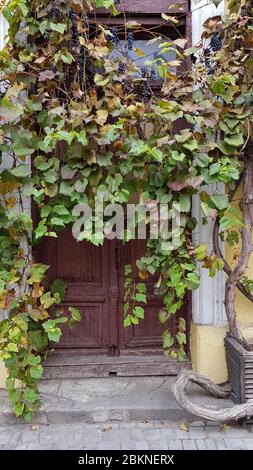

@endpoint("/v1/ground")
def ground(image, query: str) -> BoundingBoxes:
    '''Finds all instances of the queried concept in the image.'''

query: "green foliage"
[0,0,253,418]
[124,265,147,327]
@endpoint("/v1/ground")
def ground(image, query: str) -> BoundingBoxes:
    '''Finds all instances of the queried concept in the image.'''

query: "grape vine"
[0,0,252,420]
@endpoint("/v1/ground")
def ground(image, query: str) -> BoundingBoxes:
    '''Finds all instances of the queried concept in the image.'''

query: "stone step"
[0,376,234,426]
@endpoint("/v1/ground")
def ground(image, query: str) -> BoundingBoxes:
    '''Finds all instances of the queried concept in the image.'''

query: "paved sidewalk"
[1,420,253,450]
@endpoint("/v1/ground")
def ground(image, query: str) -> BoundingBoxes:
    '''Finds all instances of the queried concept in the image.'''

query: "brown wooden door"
[38,231,190,357]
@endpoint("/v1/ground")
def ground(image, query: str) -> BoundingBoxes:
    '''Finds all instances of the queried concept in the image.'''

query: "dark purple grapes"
[127,32,134,50]
[111,27,120,46]
[210,33,222,52]
[50,6,61,21]
[69,11,80,48]
[79,48,87,87]
[203,48,211,72]
[140,83,150,103]
[115,0,120,3]
[141,66,148,78]
[118,63,125,74]
[150,67,156,80]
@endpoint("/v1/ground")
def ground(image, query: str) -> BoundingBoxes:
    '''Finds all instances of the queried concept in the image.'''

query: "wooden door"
[38,232,190,357]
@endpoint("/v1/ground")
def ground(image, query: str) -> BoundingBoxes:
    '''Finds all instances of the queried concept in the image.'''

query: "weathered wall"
[190,0,229,384]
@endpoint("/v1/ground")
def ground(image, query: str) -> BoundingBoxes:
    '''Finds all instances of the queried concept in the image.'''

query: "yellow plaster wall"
[0,359,7,388]
[190,323,228,384]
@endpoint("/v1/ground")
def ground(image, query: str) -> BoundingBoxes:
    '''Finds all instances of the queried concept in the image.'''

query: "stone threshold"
[0,376,234,426]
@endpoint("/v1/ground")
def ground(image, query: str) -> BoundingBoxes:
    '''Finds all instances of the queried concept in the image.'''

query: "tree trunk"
[225,144,253,347]
[172,369,253,422]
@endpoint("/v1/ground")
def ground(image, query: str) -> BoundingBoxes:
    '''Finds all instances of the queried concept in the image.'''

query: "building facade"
[0,0,252,387]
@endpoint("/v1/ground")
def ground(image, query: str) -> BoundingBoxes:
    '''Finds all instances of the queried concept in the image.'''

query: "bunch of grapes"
[118,63,125,74]
[78,48,87,87]
[111,27,120,46]
[69,11,80,49]
[150,67,156,80]
[141,66,148,78]
[139,82,150,103]
[50,6,61,21]
[210,33,222,52]
[127,32,134,50]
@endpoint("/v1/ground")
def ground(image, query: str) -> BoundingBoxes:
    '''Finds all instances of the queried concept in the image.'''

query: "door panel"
[38,230,113,353]
[37,231,190,356]
[57,304,104,349]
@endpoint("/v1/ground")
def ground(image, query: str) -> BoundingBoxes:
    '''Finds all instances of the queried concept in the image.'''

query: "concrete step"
[0,376,234,426]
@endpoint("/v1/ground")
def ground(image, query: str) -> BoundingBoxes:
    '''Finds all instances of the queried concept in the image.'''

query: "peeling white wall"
[191,0,227,326]
[0,11,8,49]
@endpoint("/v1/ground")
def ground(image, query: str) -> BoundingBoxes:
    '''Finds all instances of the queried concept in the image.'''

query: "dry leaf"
[102,426,112,432]
[173,38,188,49]
[220,423,231,433]
[96,109,108,126]
[32,282,44,299]
[179,421,189,432]
[38,70,56,82]
[31,425,40,431]
[125,21,141,29]
[72,82,84,99]
[34,56,46,65]
[169,3,185,11]
[6,82,24,98]
[167,60,181,67]
[161,13,179,25]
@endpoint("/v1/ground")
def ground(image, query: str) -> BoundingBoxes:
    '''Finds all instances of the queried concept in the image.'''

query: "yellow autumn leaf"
[6,197,16,209]
[38,308,50,320]
[0,294,7,309]
[94,45,110,58]
[6,82,25,98]
[96,109,108,126]
[32,282,44,299]
[5,180,19,193]
[138,270,148,280]
[133,47,145,57]
[20,336,28,347]
[79,37,86,46]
